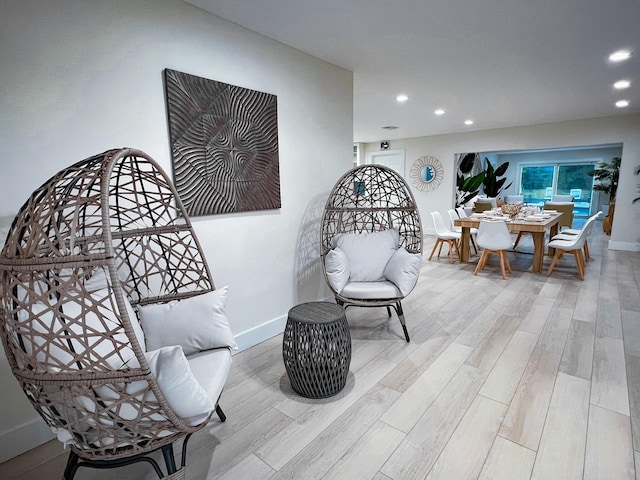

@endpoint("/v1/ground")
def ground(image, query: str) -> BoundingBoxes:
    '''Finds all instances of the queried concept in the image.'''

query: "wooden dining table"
[454,212,563,273]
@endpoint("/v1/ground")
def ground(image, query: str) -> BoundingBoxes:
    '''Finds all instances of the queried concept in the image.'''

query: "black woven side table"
[282,302,352,398]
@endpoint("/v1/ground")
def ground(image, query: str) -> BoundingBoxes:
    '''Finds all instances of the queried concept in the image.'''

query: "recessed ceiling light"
[616,99,630,108]
[614,80,631,89]
[382,125,399,130]
[434,108,445,115]
[464,119,474,125]
[609,49,631,62]
[396,94,409,103]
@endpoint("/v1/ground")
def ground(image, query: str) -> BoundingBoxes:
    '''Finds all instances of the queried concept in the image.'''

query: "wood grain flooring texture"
[2,225,640,480]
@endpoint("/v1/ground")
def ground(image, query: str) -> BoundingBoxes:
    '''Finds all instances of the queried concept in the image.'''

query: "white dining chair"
[448,208,478,254]
[474,220,513,279]
[546,225,592,281]
[550,211,602,261]
[430,211,461,263]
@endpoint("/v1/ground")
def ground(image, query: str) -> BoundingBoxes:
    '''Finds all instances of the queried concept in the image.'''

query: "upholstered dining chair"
[503,194,524,204]
[448,208,477,254]
[0,148,234,480]
[474,220,513,279]
[544,201,574,230]
[430,211,461,263]
[321,164,423,342]
[474,197,497,213]
[552,194,574,202]
[546,213,599,280]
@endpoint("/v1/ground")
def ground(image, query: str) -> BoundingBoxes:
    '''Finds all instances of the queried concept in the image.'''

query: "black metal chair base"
[339,299,410,342]
[63,405,227,480]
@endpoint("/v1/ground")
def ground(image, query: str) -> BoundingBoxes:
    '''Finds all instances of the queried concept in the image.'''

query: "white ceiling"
[185,0,639,143]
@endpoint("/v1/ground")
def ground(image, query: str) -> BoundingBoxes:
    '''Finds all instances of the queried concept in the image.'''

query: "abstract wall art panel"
[164,69,281,216]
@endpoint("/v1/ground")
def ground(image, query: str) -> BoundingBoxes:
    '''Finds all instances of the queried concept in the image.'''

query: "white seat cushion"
[341,280,401,300]
[334,229,399,282]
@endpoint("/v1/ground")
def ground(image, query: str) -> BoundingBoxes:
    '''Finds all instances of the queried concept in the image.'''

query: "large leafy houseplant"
[482,158,512,198]
[588,157,620,202]
[456,153,485,207]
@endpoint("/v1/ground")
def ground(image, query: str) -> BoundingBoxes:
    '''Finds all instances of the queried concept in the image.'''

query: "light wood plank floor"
[2,221,640,480]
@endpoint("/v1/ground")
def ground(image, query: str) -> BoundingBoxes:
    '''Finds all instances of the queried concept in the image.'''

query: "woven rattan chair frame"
[0,148,224,479]
[320,164,423,342]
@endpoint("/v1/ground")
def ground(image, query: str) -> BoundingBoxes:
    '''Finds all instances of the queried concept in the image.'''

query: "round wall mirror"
[410,155,443,191]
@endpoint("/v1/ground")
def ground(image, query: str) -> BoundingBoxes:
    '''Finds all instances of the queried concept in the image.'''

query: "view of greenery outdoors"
[520,163,595,216]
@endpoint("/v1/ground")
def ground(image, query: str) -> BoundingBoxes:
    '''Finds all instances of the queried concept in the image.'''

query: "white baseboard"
[232,298,334,353]
[0,417,54,464]
[608,240,640,252]
[233,314,288,353]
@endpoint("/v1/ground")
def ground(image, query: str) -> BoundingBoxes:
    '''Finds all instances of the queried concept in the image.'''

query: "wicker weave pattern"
[321,165,422,256]
[0,148,215,462]
[282,302,351,398]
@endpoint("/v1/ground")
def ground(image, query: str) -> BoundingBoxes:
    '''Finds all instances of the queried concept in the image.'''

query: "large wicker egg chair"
[320,164,423,342]
[0,148,234,480]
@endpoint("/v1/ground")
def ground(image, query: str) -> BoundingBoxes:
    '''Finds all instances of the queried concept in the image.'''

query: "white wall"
[365,115,640,251]
[0,0,353,461]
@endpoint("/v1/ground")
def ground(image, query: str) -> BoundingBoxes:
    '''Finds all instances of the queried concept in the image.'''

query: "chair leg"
[395,301,410,342]
[498,250,508,279]
[453,239,461,261]
[471,235,478,254]
[575,250,585,280]
[503,251,512,273]
[448,240,455,263]
[429,239,441,260]
[161,444,178,475]
[438,240,444,257]
[584,240,590,261]
[547,250,563,276]
[474,250,490,275]
[216,404,227,422]
[63,451,80,480]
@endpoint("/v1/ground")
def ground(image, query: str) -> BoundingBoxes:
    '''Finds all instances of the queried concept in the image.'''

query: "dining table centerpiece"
[501,203,522,218]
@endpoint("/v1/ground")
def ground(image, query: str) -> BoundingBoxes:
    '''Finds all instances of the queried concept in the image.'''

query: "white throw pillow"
[325,248,350,293]
[138,287,237,355]
[383,248,422,296]
[145,345,215,425]
[334,229,399,282]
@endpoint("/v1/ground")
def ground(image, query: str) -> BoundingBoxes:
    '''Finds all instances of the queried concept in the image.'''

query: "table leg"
[532,232,545,273]
[460,227,471,263]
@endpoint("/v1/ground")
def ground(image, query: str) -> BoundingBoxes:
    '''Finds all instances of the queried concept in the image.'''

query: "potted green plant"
[481,157,512,198]
[456,153,485,207]
[588,157,621,235]
[589,157,621,203]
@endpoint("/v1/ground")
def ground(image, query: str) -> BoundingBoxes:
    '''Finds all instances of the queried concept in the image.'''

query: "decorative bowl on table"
[501,203,522,218]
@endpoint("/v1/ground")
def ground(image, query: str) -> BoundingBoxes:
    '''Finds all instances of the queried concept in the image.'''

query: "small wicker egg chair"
[0,148,229,479]
[320,164,423,342]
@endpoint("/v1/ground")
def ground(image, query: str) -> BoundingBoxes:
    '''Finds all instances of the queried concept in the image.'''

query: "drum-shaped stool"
[282,302,351,398]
